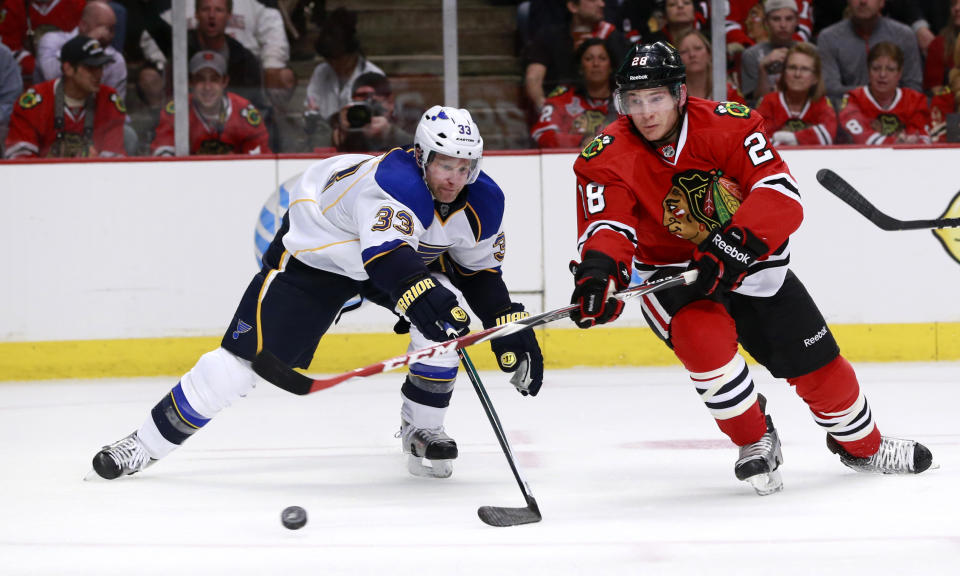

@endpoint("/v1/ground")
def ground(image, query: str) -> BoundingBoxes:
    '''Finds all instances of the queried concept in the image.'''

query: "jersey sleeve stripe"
[361,239,407,267]
[751,174,802,204]
[576,220,639,251]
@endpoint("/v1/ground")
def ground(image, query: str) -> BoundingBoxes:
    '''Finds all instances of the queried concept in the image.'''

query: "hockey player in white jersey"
[92,106,544,480]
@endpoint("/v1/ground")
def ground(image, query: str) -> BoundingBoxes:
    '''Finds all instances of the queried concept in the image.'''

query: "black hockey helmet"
[615,41,686,92]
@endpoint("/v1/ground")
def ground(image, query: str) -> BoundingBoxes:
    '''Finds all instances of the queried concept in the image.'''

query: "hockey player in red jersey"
[838,42,930,146]
[570,41,933,495]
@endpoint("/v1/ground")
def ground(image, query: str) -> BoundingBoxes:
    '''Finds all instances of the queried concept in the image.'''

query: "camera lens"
[346,102,372,128]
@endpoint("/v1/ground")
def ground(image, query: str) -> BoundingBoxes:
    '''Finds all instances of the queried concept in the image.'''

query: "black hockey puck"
[281,505,307,530]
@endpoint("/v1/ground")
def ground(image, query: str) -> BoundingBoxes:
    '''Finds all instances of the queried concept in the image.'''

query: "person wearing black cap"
[150,50,270,156]
[4,34,125,158]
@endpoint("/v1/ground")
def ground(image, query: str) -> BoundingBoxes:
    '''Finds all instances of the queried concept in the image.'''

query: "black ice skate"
[735,415,784,496]
[827,434,933,474]
[400,419,458,478]
[91,431,156,480]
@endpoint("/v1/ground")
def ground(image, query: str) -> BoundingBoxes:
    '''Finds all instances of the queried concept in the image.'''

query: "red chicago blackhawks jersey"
[151,92,271,156]
[838,86,931,145]
[0,0,27,51]
[531,85,612,148]
[756,92,837,145]
[573,98,802,297]
[29,0,84,33]
[4,78,126,158]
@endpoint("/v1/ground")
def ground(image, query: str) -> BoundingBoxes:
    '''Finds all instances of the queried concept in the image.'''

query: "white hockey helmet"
[414,105,484,184]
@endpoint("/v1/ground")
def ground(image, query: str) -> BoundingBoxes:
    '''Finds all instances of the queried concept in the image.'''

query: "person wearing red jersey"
[531,37,615,149]
[756,43,836,146]
[838,42,930,145]
[4,34,124,158]
[151,51,270,156]
[570,41,933,496]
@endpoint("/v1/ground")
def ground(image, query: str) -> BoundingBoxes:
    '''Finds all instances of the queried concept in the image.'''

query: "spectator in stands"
[611,0,662,45]
[838,42,930,145]
[676,30,746,103]
[150,51,270,156]
[740,0,800,106]
[4,35,125,158]
[817,0,923,100]
[0,0,36,83]
[924,0,960,92]
[727,1,813,44]
[329,72,411,153]
[522,0,625,111]
[530,37,615,148]
[660,0,697,45]
[28,0,85,38]
[814,0,936,49]
[0,41,23,151]
[140,0,266,114]
[756,42,837,146]
[304,7,384,147]
[139,0,296,114]
[35,1,126,99]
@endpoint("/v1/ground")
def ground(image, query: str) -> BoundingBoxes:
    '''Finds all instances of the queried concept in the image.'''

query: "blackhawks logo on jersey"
[662,169,744,244]
[784,118,808,132]
[875,113,904,136]
[242,105,262,126]
[18,89,41,109]
[714,101,751,119]
[110,93,126,113]
[581,133,614,160]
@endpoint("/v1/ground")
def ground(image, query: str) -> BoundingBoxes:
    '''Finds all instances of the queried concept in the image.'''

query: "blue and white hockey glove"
[689,224,768,296]
[395,275,471,342]
[488,303,544,396]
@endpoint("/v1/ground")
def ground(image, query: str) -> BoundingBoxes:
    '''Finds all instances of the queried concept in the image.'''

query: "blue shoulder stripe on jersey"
[464,171,504,241]
[361,238,407,267]
[374,149,434,228]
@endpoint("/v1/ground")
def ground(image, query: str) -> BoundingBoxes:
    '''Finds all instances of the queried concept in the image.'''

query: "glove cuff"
[577,250,632,289]
[483,302,529,329]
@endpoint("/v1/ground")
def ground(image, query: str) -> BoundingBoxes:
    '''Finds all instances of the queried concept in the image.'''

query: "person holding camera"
[739,0,800,107]
[303,7,384,148]
[330,72,411,153]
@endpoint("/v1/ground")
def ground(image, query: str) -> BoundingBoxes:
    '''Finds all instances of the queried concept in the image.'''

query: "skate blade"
[406,455,453,478]
[746,469,783,496]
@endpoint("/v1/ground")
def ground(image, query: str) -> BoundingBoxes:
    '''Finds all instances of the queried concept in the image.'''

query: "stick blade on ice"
[477,505,542,527]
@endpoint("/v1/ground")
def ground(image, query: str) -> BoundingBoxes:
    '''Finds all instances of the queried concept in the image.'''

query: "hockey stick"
[816,169,960,230]
[455,345,541,527]
[252,269,698,395]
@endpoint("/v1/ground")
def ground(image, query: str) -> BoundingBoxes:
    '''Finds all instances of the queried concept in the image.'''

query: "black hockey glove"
[569,250,631,329]
[395,275,471,342]
[487,303,544,396]
[689,224,768,296]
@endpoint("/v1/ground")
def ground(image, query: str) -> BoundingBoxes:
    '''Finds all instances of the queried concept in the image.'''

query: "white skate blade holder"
[407,455,453,478]
[746,469,783,496]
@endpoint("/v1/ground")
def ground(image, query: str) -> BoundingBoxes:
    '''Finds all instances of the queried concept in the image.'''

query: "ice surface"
[1,362,957,575]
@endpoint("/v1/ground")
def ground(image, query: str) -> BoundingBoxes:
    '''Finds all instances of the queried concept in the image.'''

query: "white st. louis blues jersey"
[282,148,507,280]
